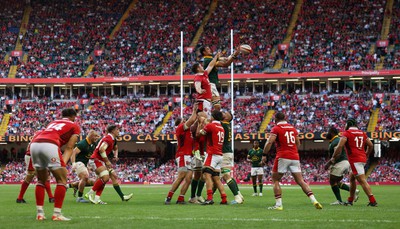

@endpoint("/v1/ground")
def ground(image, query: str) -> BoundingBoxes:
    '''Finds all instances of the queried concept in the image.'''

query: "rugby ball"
[240,44,252,54]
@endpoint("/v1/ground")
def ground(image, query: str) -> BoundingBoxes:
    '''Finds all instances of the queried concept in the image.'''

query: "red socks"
[18,181,30,199]
[54,184,66,209]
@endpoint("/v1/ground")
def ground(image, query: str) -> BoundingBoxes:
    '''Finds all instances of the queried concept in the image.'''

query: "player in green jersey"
[247,141,265,196]
[221,111,243,204]
[200,46,240,110]
[324,127,359,205]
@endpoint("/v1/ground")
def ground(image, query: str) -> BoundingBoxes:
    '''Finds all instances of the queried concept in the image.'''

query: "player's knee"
[99,170,109,178]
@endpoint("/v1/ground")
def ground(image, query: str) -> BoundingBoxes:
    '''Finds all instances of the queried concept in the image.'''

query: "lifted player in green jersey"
[200,46,240,110]
[247,141,265,196]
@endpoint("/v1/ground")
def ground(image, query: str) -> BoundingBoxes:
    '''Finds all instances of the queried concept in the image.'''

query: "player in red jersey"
[197,110,227,205]
[165,104,198,204]
[85,125,119,204]
[263,112,322,210]
[332,118,377,207]
[188,118,207,204]
[16,131,55,204]
[192,52,221,119]
[30,108,80,221]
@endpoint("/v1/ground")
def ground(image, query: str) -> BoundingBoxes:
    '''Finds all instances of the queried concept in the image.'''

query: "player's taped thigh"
[99,170,109,177]
[212,99,221,106]
[221,167,231,175]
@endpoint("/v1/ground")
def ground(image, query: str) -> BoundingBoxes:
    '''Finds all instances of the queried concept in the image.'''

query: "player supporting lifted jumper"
[263,113,322,210]
[197,110,228,205]
[324,127,359,205]
[332,118,377,207]
[165,103,198,204]
[247,140,265,197]
[221,111,243,204]
[200,46,240,110]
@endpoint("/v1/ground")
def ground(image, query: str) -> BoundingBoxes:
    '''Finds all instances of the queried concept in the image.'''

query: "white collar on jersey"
[348,127,359,130]
[211,120,220,124]
[107,133,115,140]
[277,121,288,125]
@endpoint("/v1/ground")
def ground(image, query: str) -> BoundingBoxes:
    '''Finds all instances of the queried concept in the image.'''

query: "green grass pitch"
[1,184,399,229]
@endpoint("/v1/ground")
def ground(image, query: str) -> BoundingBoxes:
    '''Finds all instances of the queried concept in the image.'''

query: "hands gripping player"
[324,127,359,205]
[165,104,198,204]
[247,140,265,197]
[263,113,322,210]
[30,108,80,221]
[17,130,55,204]
[332,119,377,207]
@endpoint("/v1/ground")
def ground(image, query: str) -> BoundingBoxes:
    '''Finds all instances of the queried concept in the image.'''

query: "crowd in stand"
[382,0,400,70]
[15,0,130,78]
[280,0,385,72]
[0,0,23,78]
[1,155,398,183]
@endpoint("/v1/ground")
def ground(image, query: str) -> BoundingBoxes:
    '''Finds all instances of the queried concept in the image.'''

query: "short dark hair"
[107,125,118,133]
[326,126,339,140]
[174,117,182,127]
[275,112,285,122]
[191,63,200,73]
[199,46,207,56]
[224,111,233,122]
[62,108,77,118]
[345,118,357,130]
[211,110,223,121]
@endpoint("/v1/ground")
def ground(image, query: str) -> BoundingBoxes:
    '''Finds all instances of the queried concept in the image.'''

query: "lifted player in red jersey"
[165,103,198,204]
[332,118,377,207]
[30,108,80,221]
[192,52,221,119]
[263,112,322,210]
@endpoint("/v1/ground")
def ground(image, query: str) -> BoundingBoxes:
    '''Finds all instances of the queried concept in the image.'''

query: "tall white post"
[180,31,184,117]
[230,29,234,152]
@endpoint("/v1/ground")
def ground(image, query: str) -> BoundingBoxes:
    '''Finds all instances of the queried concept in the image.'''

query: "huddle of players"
[16,108,132,221]
[164,46,244,205]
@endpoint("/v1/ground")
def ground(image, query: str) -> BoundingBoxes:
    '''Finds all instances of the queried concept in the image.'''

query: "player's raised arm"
[216,46,240,67]
[184,103,198,130]
[205,52,221,74]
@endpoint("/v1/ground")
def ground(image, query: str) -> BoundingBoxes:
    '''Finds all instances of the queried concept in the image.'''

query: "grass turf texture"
[1,184,398,229]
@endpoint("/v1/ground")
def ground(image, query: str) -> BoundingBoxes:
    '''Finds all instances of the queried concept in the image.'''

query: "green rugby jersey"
[248,148,263,167]
[221,121,232,153]
[328,135,348,163]
[203,55,219,85]
[75,138,98,165]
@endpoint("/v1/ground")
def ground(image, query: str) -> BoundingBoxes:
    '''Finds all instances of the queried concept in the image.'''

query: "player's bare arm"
[263,134,276,155]
[184,103,198,130]
[216,47,240,67]
[205,52,221,74]
[62,134,79,164]
[194,81,205,94]
[332,137,347,162]
[365,138,373,157]
[113,145,119,162]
